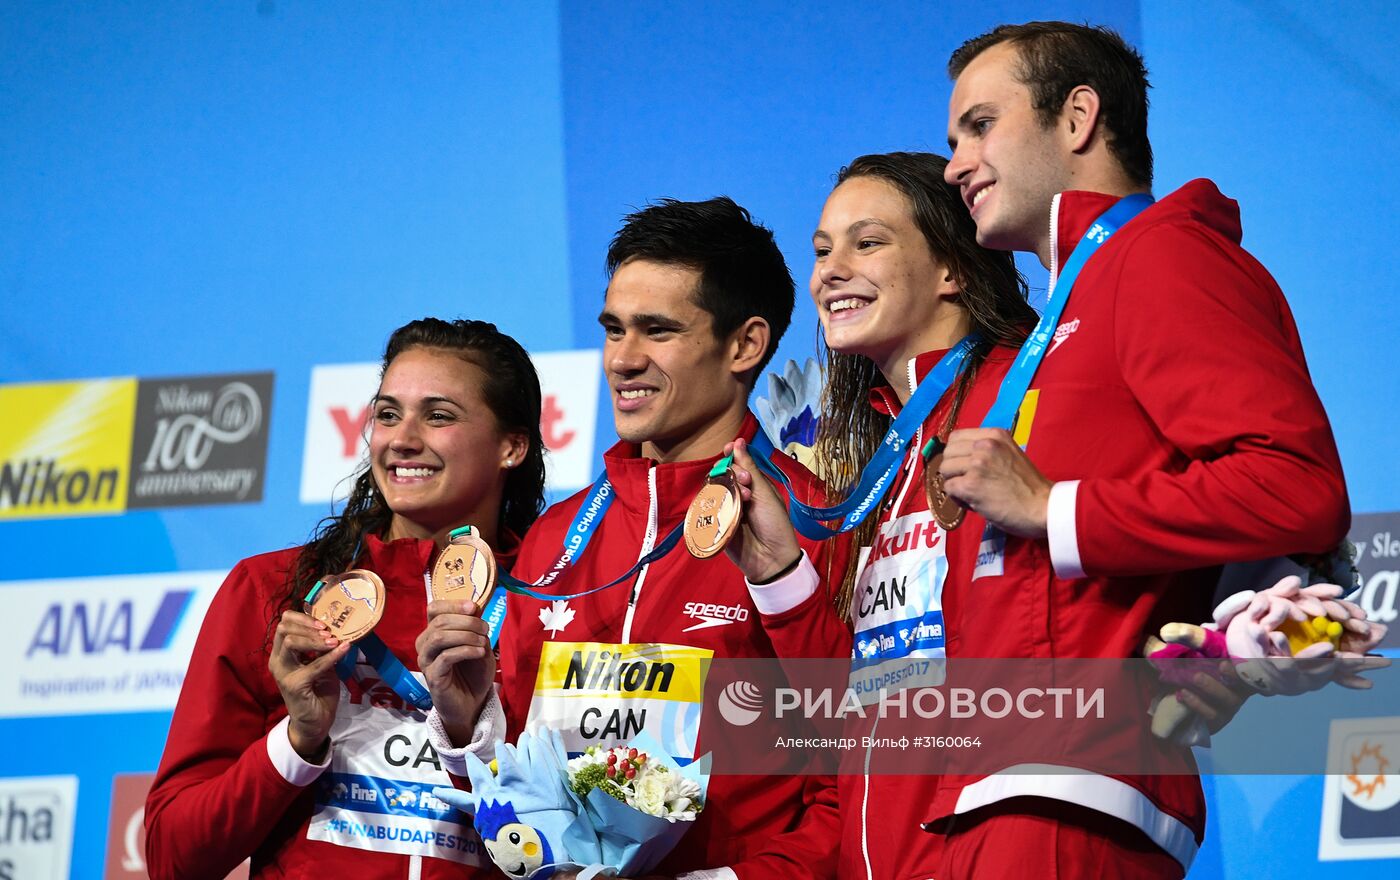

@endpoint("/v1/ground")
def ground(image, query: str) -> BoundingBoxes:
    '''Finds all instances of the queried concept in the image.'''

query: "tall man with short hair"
[935,21,1349,878]
[419,196,844,880]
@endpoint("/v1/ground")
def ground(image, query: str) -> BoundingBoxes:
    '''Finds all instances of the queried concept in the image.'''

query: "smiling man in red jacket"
[418,197,844,880]
[931,21,1350,880]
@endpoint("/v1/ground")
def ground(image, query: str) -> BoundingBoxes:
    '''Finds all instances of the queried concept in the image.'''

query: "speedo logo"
[1047,318,1081,356]
[681,601,750,632]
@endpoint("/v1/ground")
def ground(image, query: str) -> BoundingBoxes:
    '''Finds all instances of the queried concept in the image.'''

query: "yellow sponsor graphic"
[1013,389,1040,447]
[535,641,712,703]
[0,379,138,519]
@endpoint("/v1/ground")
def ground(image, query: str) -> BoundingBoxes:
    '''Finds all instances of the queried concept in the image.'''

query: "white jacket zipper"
[907,355,923,454]
[621,466,660,643]
[410,571,434,880]
[1047,191,1063,293]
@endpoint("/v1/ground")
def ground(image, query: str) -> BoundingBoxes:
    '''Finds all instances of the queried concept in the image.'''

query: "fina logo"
[717,680,764,727]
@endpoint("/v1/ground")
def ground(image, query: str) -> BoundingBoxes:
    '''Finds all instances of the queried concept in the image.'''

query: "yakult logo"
[299,350,602,504]
[868,517,943,565]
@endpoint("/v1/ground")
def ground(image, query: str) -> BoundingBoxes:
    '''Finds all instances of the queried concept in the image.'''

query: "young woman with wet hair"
[723,152,1035,880]
[146,317,545,879]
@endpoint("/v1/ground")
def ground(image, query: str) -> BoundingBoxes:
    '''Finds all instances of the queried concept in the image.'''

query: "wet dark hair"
[948,21,1153,187]
[606,196,794,384]
[814,153,1033,615]
[278,317,546,621]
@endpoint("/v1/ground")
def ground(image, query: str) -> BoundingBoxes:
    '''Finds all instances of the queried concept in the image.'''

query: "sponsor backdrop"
[0,2,1395,877]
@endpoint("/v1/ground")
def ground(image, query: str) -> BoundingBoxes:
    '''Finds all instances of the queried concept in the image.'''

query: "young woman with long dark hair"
[146,317,546,879]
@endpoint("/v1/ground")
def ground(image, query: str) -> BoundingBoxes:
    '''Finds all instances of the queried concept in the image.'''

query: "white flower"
[631,771,671,817]
[664,776,703,821]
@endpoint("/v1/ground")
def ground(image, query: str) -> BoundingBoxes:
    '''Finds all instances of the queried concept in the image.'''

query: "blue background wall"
[2,1,1397,876]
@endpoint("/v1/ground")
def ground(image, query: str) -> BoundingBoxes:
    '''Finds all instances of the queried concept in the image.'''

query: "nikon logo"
[562,649,675,693]
[0,378,135,520]
[0,458,120,510]
[0,372,272,520]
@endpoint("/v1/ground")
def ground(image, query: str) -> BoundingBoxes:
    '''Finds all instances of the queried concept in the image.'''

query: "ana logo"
[681,600,750,633]
[26,590,194,658]
[717,680,763,727]
[1047,318,1081,356]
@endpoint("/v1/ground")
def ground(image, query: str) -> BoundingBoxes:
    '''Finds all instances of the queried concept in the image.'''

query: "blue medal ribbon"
[981,193,1154,432]
[306,538,433,711]
[355,631,433,710]
[486,410,801,608]
[743,337,980,539]
[966,194,1153,587]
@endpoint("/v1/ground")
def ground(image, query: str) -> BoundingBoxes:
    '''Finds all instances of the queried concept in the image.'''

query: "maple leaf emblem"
[539,600,575,637]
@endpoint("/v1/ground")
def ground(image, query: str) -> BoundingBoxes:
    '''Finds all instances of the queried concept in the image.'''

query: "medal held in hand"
[304,569,386,643]
[685,460,742,559]
[922,438,965,531]
[432,524,497,605]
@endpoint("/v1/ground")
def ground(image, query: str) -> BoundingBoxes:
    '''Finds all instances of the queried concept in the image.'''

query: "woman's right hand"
[269,610,351,762]
[723,437,804,583]
[416,600,496,746]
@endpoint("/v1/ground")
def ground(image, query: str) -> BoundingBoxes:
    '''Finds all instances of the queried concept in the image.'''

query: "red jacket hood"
[1052,179,1243,280]
[361,528,521,583]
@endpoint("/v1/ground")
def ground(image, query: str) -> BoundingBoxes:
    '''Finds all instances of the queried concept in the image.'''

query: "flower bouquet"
[566,744,705,875]
[433,729,707,879]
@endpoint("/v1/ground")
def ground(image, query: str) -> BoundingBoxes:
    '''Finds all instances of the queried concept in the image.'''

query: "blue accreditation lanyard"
[476,474,616,645]
[745,337,981,539]
[494,488,684,602]
[981,193,1153,431]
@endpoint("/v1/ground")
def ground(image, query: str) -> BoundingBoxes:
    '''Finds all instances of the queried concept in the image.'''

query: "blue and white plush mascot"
[433,728,601,879]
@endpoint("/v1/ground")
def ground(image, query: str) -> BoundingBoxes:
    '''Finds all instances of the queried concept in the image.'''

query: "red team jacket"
[762,180,1348,878]
[147,535,506,880]
[496,413,846,879]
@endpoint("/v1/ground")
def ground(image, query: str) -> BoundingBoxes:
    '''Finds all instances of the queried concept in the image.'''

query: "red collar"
[363,527,522,584]
[601,411,763,520]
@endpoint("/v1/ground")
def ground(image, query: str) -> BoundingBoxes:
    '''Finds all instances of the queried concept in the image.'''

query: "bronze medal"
[432,525,497,606]
[923,450,965,531]
[685,469,742,559]
[304,569,386,643]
